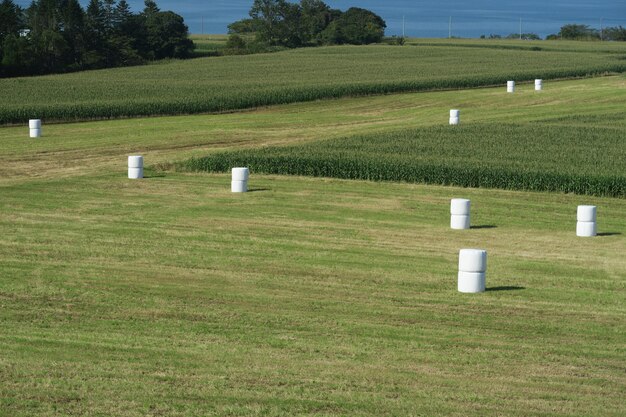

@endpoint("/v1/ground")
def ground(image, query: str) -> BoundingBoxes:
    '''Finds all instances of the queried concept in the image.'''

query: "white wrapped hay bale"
[459,249,487,273]
[458,271,486,293]
[232,167,249,182]
[232,167,249,193]
[576,221,597,237]
[128,155,144,179]
[231,181,248,193]
[450,198,470,230]
[576,205,597,237]
[507,81,515,93]
[451,215,470,230]
[449,109,460,125]
[577,205,596,222]
[29,119,42,138]
[458,249,487,293]
[535,79,543,91]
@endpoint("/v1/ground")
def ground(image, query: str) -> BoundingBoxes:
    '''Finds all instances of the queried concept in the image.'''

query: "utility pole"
[600,17,604,41]
[449,16,452,39]
[402,15,405,38]
[519,17,522,40]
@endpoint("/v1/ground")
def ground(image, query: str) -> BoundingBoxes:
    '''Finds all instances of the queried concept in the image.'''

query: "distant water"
[15,0,625,38]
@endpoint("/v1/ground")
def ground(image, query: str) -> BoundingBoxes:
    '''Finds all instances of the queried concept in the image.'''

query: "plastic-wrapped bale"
[449,109,460,125]
[128,155,144,179]
[507,81,515,93]
[576,205,597,237]
[232,167,249,193]
[231,181,248,193]
[450,198,470,230]
[29,119,42,138]
[458,249,487,293]
[535,79,543,91]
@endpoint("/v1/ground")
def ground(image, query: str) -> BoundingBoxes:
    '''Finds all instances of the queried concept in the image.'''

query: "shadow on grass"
[143,173,167,179]
[248,188,271,193]
[471,225,497,229]
[486,286,525,292]
[597,232,621,237]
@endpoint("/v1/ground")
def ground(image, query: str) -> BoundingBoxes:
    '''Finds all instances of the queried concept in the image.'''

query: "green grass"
[182,121,626,197]
[1,173,625,416]
[0,75,625,416]
[2,41,626,124]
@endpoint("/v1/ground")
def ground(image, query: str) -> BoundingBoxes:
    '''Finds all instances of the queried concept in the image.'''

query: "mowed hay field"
[1,49,626,415]
[1,175,625,416]
[2,41,626,124]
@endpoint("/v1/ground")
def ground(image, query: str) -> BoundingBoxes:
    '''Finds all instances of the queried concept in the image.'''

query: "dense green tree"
[0,0,23,39]
[60,0,87,70]
[604,26,626,41]
[143,0,159,15]
[1,34,33,75]
[84,0,107,65]
[238,1,384,48]
[0,0,194,77]
[113,0,132,28]
[0,0,24,72]
[559,24,599,40]
[144,10,193,59]
[228,18,258,34]
[27,0,73,73]
[300,0,335,45]
[321,7,385,45]
[275,1,303,47]
[249,0,285,45]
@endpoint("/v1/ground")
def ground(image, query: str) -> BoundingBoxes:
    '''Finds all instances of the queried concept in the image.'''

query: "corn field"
[2,43,626,124]
[181,122,626,197]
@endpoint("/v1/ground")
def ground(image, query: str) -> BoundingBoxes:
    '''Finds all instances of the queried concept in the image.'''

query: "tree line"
[482,24,626,41]
[226,0,387,53]
[0,0,194,77]
[547,24,626,41]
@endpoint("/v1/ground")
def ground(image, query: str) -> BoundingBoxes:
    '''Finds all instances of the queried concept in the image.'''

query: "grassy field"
[1,173,625,416]
[1,41,626,124]
[190,34,228,57]
[0,68,625,415]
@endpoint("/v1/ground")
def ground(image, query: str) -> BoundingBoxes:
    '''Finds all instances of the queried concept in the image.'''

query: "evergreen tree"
[60,0,86,69]
[103,0,117,32]
[113,0,132,28]
[27,0,70,73]
[0,0,23,40]
[143,0,159,15]
[0,0,194,77]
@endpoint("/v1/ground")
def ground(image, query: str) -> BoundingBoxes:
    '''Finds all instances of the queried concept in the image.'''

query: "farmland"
[190,34,228,57]
[1,42,625,416]
[1,174,625,416]
[182,121,626,197]
[2,41,626,124]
